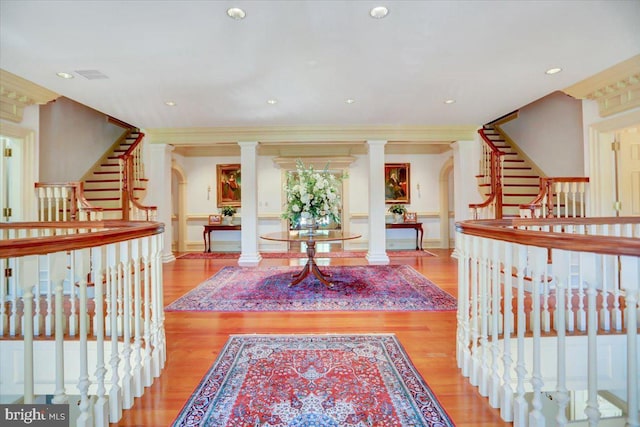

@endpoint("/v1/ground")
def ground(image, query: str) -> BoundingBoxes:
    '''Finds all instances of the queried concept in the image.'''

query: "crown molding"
[563,55,640,117]
[0,69,59,123]
[146,125,477,145]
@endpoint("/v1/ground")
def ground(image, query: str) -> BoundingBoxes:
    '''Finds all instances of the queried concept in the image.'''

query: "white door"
[0,136,24,222]
[617,126,640,216]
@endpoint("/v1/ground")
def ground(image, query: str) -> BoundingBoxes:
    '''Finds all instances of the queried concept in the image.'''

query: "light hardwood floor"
[116,249,510,426]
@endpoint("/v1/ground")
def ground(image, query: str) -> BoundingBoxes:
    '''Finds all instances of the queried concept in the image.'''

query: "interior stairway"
[82,130,148,219]
[480,124,541,218]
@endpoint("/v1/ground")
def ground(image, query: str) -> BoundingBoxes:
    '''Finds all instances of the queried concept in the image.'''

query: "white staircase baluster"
[584,259,602,427]
[599,225,611,332]
[107,243,122,423]
[576,226,587,332]
[488,239,501,408]
[470,237,481,387]
[552,248,570,426]
[0,257,8,336]
[131,239,144,397]
[68,250,78,336]
[479,238,490,397]
[620,256,639,427]
[500,241,514,422]
[22,283,35,403]
[50,251,69,404]
[152,233,166,372]
[75,248,93,427]
[120,241,134,409]
[528,245,546,427]
[513,243,529,427]
[142,236,153,387]
[91,246,109,427]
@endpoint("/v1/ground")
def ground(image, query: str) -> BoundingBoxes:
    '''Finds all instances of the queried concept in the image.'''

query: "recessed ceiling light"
[444,99,456,104]
[227,7,246,20]
[56,72,74,79]
[345,99,355,104]
[369,6,389,19]
[267,99,278,105]
[165,101,176,106]
[545,67,562,75]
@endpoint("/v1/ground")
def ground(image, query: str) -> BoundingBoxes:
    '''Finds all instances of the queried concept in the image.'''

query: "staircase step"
[93,171,119,175]
[85,179,120,183]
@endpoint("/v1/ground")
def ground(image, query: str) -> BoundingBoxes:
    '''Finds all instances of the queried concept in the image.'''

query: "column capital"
[366,140,388,147]
[238,141,259,148]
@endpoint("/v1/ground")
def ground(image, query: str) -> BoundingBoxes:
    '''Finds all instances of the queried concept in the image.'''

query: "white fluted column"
[452,139,482,222]
[366,140,389,264]
[145,143,175,263]
[238,141,262,266]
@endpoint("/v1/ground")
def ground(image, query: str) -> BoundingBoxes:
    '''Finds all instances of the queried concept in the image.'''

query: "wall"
[501,91,584,176]
[39,97,123,181]
[173,150,453,251]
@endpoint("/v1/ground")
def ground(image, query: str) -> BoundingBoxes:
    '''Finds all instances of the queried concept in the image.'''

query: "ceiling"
[1,0,639,133]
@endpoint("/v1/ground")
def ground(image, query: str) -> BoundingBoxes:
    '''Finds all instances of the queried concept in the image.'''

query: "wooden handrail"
[118,131,156,220]
[0,220,164,258]
[519,177,589,217]
[34,181,103,220]
[472,128,505,218]
[456,216,640,257]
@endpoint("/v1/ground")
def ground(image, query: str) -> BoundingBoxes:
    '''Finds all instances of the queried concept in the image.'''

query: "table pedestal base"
[289,240,333,288]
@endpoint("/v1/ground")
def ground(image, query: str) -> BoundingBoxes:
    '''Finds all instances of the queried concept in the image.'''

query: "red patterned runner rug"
[177,250,436,259]
[172,334,454,426]
[165,265,457,312]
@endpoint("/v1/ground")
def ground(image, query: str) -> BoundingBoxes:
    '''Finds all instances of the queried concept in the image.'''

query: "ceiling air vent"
[75,69,109,80]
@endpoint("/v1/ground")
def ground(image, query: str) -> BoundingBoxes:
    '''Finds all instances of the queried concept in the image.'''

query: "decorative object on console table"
[208,214,222,225]
[282,159,345,230]
[220,206,237,225]
[385,163,410,204]
[388,204,407,223]
[217,164,241,208]
[404,211,417,223]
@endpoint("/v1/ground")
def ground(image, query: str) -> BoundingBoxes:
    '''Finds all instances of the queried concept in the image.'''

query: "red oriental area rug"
[171,334,454,427]
[164,265,456,312]
[177,249,436,259]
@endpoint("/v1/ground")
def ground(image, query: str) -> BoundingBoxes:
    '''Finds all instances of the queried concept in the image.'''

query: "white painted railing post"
[513,243,528,427]
[92,246,109,427]
[21,260,35,404]
[131,238,144,398]
[50,251,68,404]
[500,241,514,422]
[584,252,601,427]
[552,246,570,427]
[120,240,134,409]
[142,236,153,387]
[479,238,490,397]
[528,245,546,427]
[470,236,481,387]
[107,243,122,423]
[489,238,501,407]
[75,248,93,427]
[621,255,639,427]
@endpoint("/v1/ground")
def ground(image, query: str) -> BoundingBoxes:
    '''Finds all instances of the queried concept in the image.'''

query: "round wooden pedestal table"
[260,230,361,289]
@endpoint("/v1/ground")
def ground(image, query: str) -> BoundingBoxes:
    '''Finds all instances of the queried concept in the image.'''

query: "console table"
[386,222,423,250]
[203,224,241,252]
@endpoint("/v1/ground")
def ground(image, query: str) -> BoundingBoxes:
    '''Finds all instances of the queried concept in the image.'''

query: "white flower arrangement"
[282,160,344,227]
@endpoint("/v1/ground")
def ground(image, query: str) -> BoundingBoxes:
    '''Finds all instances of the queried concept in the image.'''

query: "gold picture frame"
[385,163,410,204]
[217,164,241,208]
[208,214,222,225]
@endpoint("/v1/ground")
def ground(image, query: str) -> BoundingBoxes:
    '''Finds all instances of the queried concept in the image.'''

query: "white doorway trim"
[588,109,640,216]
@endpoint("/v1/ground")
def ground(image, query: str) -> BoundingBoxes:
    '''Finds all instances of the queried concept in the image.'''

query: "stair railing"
[470,128,504,219]
[118,132,157,221]
[34,182,103,221]
[519,177,590,218]
[0,220,165,427]
[456,216,639,426]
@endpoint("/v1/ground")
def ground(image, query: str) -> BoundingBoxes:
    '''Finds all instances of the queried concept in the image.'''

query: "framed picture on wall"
[385,163,410,204]
[217,164,241,207]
